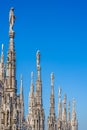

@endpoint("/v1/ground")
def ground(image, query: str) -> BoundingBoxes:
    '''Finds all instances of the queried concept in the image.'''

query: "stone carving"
[9,8,15,32]
[0,7,78,130]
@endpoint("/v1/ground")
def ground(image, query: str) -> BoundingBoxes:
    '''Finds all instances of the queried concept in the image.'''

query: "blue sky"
[0,0,87,130]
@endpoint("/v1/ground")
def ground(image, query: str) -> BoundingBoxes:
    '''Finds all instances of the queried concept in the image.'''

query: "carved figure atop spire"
[51,72,54,86]
[36,50,40,67]
[51,72,54,95]
[36,50,41,80]
[9,7,15,32]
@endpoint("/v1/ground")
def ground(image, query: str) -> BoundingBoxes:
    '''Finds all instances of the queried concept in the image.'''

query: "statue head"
[10,7,14,11]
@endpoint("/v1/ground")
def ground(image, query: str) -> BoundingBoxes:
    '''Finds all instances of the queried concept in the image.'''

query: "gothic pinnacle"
[6,7,16,93]
[62,94,67,121]
[31,71,34,85]
[30,71,34,93]
[9,7,15,33]
[68,101,71,122]
[58,87,62,120]
[68,101,70,112]
[63,94,67,111]
[72,98,76,111]
[51,72,54,95]
[20,74,23,99]
[36,50,41,80]
[50,72,55,116]
[58,87,62,103]
[36,50,40,65]
[9,7,15,51]
[72,99,76,120]
[1,44,4,63]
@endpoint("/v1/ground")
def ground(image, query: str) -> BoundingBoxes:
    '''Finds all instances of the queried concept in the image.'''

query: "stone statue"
[51,72,54,86]
[36,50,40,66]
[9,8,15,32]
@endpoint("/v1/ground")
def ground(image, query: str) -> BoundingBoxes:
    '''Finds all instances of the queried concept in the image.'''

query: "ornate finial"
[58,87,62,103]
[58,87,62,98]
[36,50,40,67]
[51,72,54,86]
[1,44,4,63]
[36,50,41,80]
[68,101,70,111]
[72,99,76,121]
[64,94,67,104]
[31,71,34,85]
[9,7,15,32]
[63,94,67,108]
[51,72,54,95]
[72,98,76,110]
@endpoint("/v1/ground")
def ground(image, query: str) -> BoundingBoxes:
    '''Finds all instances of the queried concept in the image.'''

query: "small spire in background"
[31,71,34,85]
[1,44,4,63]
[58,87,62,103]
[68,101,71,122]
[36,50,41,80]
[63,94,67,108]
[36,50,40,67]
[51,72,54,95]
[68,101,70,111]
[72,98,76,111]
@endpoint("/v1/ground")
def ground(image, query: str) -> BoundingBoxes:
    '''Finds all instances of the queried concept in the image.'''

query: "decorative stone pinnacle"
[58,87,62,97]
[64,94,67,104]
[63,94,67,109]
[51,72,54,95]
[1,44,4,63]
[58,87,62,102]
[68,101,70,111]
[36,50,40,67]
[9,7,15,32]
[31,71,34,84]
[51,72,54,86]
[37,50,40,55]
[72,98,76,110]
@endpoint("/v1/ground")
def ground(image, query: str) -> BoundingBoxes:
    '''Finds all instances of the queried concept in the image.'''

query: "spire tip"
[31,71,34,84]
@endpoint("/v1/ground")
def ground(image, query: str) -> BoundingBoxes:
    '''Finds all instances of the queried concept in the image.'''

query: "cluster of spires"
[0,7,78,130]
[47,72,78,130]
